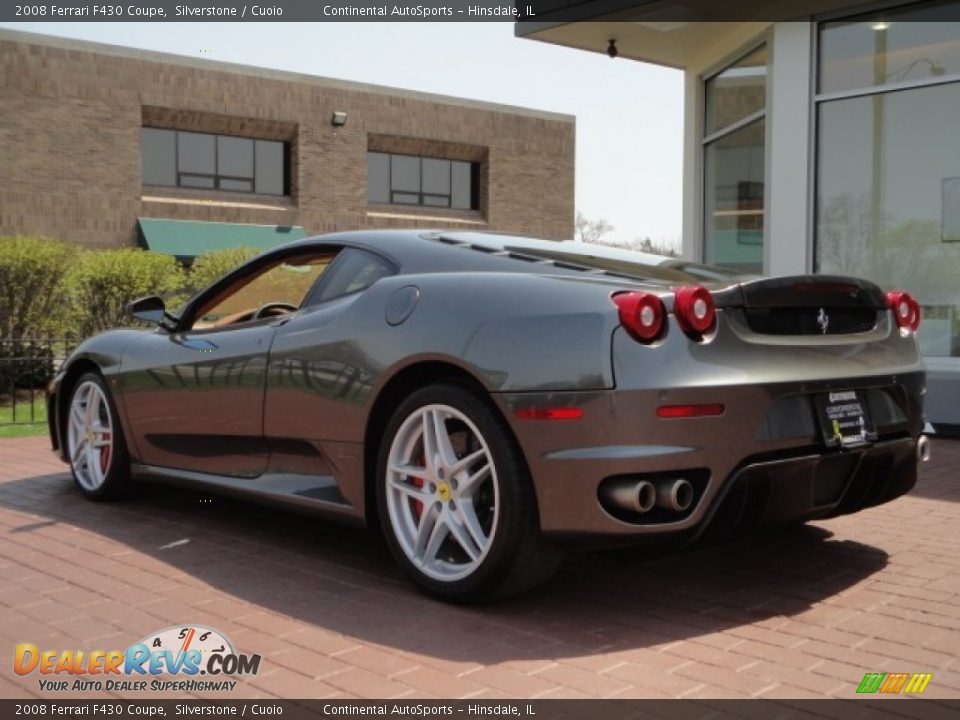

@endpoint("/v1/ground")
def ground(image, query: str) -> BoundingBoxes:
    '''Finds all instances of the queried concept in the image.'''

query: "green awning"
[138,218,307,259]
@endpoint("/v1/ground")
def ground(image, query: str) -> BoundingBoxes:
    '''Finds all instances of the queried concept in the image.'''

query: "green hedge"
[0,237,261,341]
[0,236,77,338]
[186,246,260,295]
[68,248,187,337]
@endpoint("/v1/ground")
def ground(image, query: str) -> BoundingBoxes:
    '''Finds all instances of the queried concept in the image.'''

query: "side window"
[303,248,395,307]
[191,251,338,330]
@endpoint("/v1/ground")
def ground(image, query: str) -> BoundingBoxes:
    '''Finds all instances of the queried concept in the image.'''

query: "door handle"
[270,316,293,328]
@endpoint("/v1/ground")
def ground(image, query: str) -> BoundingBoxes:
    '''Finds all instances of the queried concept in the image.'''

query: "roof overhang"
[517,0,877,69]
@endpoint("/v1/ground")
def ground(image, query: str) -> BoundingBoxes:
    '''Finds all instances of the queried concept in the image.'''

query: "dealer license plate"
[814,390,877,449]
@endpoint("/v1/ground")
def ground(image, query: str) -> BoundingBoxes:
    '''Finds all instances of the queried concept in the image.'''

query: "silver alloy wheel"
[385,404,500,582]
[67,380,114,492]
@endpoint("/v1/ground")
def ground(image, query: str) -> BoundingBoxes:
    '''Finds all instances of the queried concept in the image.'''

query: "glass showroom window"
[817,10,960,358]
[367,152,477,210]
[702,44,767,274]
[141,128,288,196]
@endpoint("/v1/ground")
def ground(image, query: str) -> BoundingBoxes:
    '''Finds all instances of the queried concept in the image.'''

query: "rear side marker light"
[887,290,921,333]
[515,407,583,420]
[674,285,716,336]
[611,291,665,343]
[656,404,725,419]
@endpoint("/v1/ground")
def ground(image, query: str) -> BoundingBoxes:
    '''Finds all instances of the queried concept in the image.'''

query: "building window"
[816,8,960,358]
[367,152,478,210]
[702,44,767,274]
[819,8,960,94]
[141,128,288,196]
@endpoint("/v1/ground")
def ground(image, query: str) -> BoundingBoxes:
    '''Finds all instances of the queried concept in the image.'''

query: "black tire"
[376,383,561,603]
[65,372,133,501]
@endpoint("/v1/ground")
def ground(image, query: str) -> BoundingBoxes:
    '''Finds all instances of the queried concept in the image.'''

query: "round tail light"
[674,285,716,336]
[887,290,921,333]
[611,291,665,343]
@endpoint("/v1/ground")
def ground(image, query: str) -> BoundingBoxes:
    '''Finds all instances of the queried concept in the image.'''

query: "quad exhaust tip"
[658,478,694,513]
[918,435,931,463]
[601,480,657,514]
[600,477,695,516]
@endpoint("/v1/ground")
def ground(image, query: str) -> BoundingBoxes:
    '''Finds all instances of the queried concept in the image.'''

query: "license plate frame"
[814,390,877,449]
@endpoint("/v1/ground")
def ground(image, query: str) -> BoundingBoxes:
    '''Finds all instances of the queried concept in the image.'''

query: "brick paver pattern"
[1,435,958,700]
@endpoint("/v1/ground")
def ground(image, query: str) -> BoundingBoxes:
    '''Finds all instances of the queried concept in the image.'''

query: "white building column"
[681,71,701,262]
[766,21,815,276]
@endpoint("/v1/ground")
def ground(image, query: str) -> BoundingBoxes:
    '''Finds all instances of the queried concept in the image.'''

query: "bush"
[0,339,55,393]
[186,247,260,295]
[0,236,77,338]
[68,248,186,337]
[4,241,261,343]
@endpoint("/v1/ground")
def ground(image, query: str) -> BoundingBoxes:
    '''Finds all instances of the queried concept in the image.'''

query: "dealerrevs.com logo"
[14,625,261,693]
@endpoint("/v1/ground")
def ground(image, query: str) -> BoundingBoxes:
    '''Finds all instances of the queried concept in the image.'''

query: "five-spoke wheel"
[377,383,559,602]
[385,403,499,582]
[66,373,131,499]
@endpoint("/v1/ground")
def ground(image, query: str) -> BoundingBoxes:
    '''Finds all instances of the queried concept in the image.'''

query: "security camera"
[607,39,618,59]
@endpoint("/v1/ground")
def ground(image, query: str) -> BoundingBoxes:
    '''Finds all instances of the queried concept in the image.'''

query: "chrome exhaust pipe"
[657,478,694,512]
[917,435,931,463]
[601,480,657,514]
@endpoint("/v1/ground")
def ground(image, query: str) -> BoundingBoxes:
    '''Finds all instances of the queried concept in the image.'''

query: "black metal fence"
[0,337,77,429]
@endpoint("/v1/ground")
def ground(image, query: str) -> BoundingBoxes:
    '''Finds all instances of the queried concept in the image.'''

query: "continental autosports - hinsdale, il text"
[323,5,521,16]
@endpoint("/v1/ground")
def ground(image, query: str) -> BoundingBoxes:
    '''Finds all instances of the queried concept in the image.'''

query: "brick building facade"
[0,30,574,253]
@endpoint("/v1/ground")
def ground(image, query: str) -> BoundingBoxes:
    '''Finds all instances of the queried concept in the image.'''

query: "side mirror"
[127,295,169,325]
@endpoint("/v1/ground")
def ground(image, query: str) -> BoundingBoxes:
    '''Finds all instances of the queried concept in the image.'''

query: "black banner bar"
[9,1,530,23]
[7,1,960,24]
[2,700,959,720]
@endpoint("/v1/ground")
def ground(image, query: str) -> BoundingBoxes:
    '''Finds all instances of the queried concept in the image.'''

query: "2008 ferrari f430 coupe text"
[48,231,929,601]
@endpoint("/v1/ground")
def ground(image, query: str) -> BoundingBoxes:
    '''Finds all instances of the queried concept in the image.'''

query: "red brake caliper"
[100,432,111,472]
[410,450,425,520]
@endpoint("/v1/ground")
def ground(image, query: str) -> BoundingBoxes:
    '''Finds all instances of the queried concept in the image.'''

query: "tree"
[629,236,680,258]
[574,211,614,243]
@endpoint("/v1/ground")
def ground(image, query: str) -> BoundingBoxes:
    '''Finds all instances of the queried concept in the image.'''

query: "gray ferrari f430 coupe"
[47,231,928,601]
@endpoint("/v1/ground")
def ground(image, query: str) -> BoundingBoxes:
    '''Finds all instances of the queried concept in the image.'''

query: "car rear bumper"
[695,436,917,539]
[493,371,924,541]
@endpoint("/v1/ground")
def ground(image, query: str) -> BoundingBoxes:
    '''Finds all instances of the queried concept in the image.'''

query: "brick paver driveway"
[1,435,958,700]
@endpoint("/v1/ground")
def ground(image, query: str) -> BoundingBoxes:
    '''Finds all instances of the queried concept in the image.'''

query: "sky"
[2,21,684,248]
